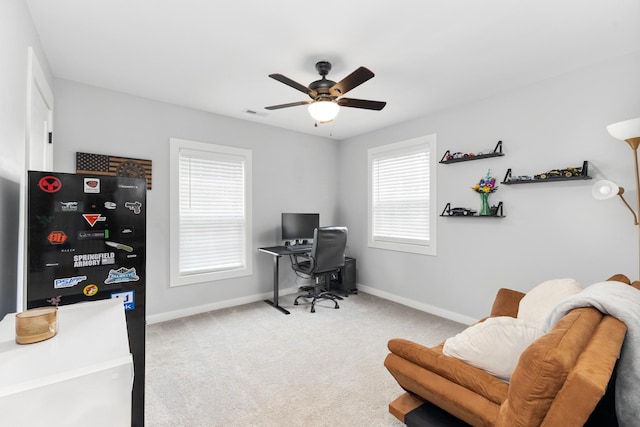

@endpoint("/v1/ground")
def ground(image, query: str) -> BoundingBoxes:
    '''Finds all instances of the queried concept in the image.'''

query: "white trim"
[146,286,298,324]
[356,284,477,325]
[145,283,476,325]
[169,138,253,287]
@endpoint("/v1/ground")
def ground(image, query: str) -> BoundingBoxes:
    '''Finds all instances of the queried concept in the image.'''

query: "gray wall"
[0,0,53,318]
[338,52,640,322]
[52,79,339,321]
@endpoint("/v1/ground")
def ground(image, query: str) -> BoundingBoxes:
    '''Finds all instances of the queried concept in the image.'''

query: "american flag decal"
[76,152,152,189]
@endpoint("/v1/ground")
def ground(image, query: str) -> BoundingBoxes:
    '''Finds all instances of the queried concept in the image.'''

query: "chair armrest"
[489,288,525,318]
[289,253,314,274]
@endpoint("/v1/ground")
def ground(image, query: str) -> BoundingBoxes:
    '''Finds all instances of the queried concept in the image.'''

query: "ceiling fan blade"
[337,98,386,111]
[264,100,311,110]
[330,67,375,97]
[269,74,316,97]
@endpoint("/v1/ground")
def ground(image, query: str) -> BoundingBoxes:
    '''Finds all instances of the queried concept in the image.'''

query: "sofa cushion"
[497,307,603,427]
[443,317,545,382]
[517,278,582,327]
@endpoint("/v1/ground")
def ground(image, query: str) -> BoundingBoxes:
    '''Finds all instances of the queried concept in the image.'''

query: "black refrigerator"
[26,170,146,427]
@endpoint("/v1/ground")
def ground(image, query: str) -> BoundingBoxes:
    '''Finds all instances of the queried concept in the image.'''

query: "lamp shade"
[606,117,640,141]
[592,180,622,200]
[308,101,339,123]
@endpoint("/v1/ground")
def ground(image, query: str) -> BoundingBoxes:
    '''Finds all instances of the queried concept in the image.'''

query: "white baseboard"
[146,283,477,325]
[146,286,299,324]
[356,284,478,325]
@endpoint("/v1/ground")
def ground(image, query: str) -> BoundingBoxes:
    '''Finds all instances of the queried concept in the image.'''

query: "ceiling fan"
[265,61,386,124]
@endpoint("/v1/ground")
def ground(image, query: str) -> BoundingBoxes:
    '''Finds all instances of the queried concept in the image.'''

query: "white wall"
[52,79,338,320]
[0,0,53,317]
[339,52,640,322]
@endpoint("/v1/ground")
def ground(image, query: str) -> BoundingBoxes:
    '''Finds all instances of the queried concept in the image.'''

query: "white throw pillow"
[443,316,544,382]
[518,278,582,327]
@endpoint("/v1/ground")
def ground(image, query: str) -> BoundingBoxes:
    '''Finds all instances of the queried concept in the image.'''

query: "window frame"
[367,134,437,256]
[169,138,253,287]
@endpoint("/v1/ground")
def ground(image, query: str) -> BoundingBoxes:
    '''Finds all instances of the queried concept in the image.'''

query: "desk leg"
[264,254,290,315]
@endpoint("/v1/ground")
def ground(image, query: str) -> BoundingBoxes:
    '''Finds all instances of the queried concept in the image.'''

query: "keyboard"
[286,244,312,251]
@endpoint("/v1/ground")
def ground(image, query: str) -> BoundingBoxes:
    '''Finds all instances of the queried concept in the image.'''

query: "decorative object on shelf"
[501,161,591,185]
[15,306,58,344]
[473,170,498,216]
[440,140,503,164]
[440,202,504,218]
[593,117,640,278]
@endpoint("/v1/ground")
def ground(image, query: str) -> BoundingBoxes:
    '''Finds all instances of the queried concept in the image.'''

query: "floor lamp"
[592,117,640,279]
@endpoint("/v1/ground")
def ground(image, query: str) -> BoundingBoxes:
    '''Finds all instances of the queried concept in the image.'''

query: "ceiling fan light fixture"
[308,100,340,123]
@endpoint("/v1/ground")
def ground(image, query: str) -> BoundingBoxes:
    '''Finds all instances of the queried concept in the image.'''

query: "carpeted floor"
[145,291,466,426]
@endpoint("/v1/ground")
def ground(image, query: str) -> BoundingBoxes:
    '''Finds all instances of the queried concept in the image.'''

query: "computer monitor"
[281,213,319,242]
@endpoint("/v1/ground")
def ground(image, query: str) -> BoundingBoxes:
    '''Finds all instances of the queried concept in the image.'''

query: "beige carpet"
[145,291,466,426]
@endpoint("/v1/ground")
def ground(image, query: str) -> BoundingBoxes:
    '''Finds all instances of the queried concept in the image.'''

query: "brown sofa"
[384,274,637,427]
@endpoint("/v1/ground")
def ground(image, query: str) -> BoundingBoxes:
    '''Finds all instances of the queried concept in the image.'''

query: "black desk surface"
[259,245,311,255]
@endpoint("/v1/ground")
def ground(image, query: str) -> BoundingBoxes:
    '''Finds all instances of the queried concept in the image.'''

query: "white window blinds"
[368,135,436,255]
[170,138,252,286]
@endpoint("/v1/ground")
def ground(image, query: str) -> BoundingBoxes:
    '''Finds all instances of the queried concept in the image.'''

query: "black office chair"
[290,226,348,313]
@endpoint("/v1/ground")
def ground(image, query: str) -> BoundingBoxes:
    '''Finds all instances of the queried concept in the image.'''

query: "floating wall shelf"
[440,202,505,218]
[501,160,591,185]
[440,141,504,164]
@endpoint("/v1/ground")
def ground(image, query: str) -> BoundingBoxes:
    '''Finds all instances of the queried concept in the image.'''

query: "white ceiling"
[25,0,640,140]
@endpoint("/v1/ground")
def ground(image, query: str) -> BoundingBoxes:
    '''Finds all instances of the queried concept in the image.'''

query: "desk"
[258,245,310,315]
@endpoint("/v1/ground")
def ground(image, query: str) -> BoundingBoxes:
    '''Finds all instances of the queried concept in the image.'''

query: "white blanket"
[542,281,640,427]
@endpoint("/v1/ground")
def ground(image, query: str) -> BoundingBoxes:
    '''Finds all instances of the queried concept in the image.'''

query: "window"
[170,138,252,286]
[368,134,437,255]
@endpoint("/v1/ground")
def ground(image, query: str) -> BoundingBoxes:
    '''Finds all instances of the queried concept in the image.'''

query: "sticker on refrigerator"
[73,252,115,267]
[105,241,134,253]
[125,201,142,214]
[47,231,67,245]
[104,267,140,284]
[56,201,82,212]
[84,178,100,193]
[83,284,99,297]
[38,176,62,193]
[54,275,87,289]
[82,213,106,227]
[104,201,117,210]
[111,290,135,311]
[78,230,106,240]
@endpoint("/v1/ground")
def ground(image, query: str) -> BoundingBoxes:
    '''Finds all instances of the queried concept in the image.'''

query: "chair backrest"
[310,226,347,274]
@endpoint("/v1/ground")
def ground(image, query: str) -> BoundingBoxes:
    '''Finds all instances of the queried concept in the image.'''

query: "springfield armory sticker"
[111,290,135,311]
[54,275,87,289]
[47,231,67,245]
[125,201,142,214]
[84,178,100,193]
[73,252,115,267]
[105,241,134,253]
[83,213,106,227]
[38,176,62,193]
[105,267,140,284]
[57,201,83,212]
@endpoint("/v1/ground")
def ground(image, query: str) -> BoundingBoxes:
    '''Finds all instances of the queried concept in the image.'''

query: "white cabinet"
[0,299,133,427]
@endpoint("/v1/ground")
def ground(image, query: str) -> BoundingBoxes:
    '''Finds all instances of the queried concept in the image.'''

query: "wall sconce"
[594,117,640,276]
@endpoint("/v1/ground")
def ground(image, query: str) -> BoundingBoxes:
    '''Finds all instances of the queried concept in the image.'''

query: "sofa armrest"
[490,288,525,318]
[386,338,508,405]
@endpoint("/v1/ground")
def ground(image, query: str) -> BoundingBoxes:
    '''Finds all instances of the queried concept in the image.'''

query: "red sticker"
[82,213,106,227]
[47,231,67,244]
[38,176,62,193]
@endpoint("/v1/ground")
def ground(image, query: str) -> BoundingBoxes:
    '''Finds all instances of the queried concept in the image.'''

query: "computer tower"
[332,257,356,294]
